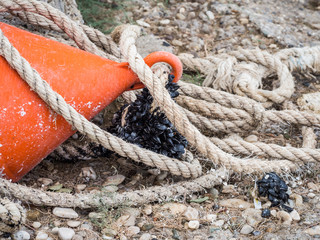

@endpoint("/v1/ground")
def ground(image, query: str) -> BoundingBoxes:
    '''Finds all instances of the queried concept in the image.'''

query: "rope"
[0,0,319,211]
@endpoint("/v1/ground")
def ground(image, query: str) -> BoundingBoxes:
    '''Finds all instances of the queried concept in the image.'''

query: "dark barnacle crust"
[108,74,188,159]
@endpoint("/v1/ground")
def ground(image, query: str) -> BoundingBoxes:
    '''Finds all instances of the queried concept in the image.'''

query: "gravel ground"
[2,0,320,239]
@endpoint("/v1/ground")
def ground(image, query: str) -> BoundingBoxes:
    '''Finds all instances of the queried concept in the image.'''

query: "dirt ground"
[2,0,320,239]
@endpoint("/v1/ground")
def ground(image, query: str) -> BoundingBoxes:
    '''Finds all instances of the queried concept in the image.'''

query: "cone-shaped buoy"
[0,23,182,182]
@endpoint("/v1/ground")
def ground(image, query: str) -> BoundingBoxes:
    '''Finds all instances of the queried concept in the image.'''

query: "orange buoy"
[0,23,182,182]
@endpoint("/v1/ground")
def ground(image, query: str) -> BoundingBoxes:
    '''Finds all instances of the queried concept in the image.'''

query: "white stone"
[277,211,292,225]
[139,233,151,240]
[212,220,225,227]
[32,221,41,229]
[53,207,78,219]
[188,220,200,230]
[240,18,249,25]
[35,232,48,240]
[290,210,300,221]
[67,220,81,228]
[183,207,199,220]
[242,208,263,227]
[204,214,217,223]
[75,184,86,192]
[52,227,59,234]
[172,40,184,47]
[220,199,252,209]
[244,135,258,142]
[308,193,316,198]
[304,225,320,236]
[58,227,75,240]
[162,203,187,215]
[270,210,277,217]
[176,13,186,20]
[125,226,140,237]
[136,19,150,28]
[103,175,126,186]
[80,167,97,180]
[38,178,53,186]
[143,205,153,215]
[240,224,254,234]
[14,230,30,240]
[290,194,303,207]
[160,19,170,25]
[222,185,237,194]
[206,11,215,21]
[307,182,319,191]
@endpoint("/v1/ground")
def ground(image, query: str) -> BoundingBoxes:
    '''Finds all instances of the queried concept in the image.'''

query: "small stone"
[163,203,187,215]
[139,233,151,240]
[209,188,219,198]
[35,232,48,240]
[136,19,150,28]
[102,228,117,237]
[206,11,215,21]
[89,212,105,219]
[204,214,217,223]
[125,226,140,237]
[308,182,319,192]
[67,220,81,228]
[58,227,75,240]
[220,199,252,209]
[75,184,86,192]
[244,135,258,142]
[261,208,271,218]
[72,235,84,240]
[304,225,320,236]
[32,221,41,229]
[240,18,249,25]
[160,19,170,25]
[240,224,254,235]
[308,192,316,198]
[183,207,199,220]
[270,210,277,217]
[14,230,30,240]
[277,211,292,225]
[188,220,200,230]
[102,185,118,192]
[290,194,303,207]
[116,209,140,227]
[80,223,92,230]
[53,207,78,219]
[80,167,97,180]
[172,40,183,47]
[290,210,300,221]
[176,13,186,20]
[26,210,41,221]
[212,220,225,227]
[143,205,152,215]
[222,185,238,194]
[54,221,61,227]
[141,224,154,231]
[188,12,196,19]
[38,178,53,186]
[52,227,59,234]
[242,208,263,227]
[103,175,126,186]
[269,44,278,49]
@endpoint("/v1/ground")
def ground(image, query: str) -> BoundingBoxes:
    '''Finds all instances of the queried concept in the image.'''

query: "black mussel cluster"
[108,74,187,159]
[257,172,293,213]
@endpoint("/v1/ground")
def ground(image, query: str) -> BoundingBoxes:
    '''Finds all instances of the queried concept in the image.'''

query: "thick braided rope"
[119,25,296,173]
[0,169,226,209]
[0,28,202,179]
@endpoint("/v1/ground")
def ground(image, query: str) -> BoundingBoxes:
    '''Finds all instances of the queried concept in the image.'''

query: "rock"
[304,225,320,236]
[32,221,41,229]
[163,203,187,215]
[58,227,75,240]
[183,207,199,220]
[141,224,154,231]
[307,193,316,198]
[26,210,41,221]
[125,226,140,237]
[204,214,217,223]
[209,188,219,198]
[35,232,48,240]
[102,228,117,237]
[277,211,292,225]
[270,210,277,217]
[102,185,118,192]
[240,18,249,25]
[103,175,126,186]
[222,185,238,194]
[201,23,211,34]
[212,220,225,227]
[52,227,59,234]
[261,208,271,218]
[172,40,184,47]
[14,230,30,240]
[220,199,252,209]
[67,220,81,228]
[53,207,78,219]
[240,224,254,234]
[290,194,303,207]
[307,182,319,192]
[188,220,200,230]
[72,235,83,240]
[79,167,97,180]
[176,13,186,20]
[188,12,196,19]
[89,212,104,219]
[242,208,263,227]
[75,184,86,192]
[160,19,170,25]
[80,223,93,230]
[244,135,258,142]
[290,210,300,221]
[136,19,150,28]
[38,178,53,186]
[139,233,151,240]
[143,205,153,215]
[206,11,215,21]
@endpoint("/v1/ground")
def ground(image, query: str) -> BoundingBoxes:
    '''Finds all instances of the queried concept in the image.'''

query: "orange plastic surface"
[0,23,182,182]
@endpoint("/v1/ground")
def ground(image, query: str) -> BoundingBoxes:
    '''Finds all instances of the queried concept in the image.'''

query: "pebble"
[222,185,238,194]
[102,228,117,237]
[204,214,217,222]
[188,220,200,230]
[32,221,41,229]
[183,206,199,220]
[35,232,48,240]
[242,208,263,227]
[143,205,153,215]
[139,233,151,240]
[53,207,78,219]
[176,13,186,20]
[188,12,196,19]
[102,185,118,192]
[220,199,252,209]
[58,227,75,240]
[73,235,84,240]
[209,188,219,198]
[270,210,277,217]
[307,182,319,192]
[277,211,292,225]
[141,223,154,231]
[14,230,30,240]
[103,174,126,186]
[89,212,104,219]
[240,224,254,234]
[212,220,225,227]
[206,11,215,21]
[244,135,258,142]
[307,192,316,198]
[125,226,140,237]
[240,18,249,25]
[38,178,53,186]
[136,19,150,28]
[52,227,59,234]
[304,225,320,236]
[163,203,187,215]
[75,184,86,192]
[67,220,81,228]
[80,223,92,230]
[290,210,300,221]
[26,210,41,221]
[79,167,97,180]
[290,194,303,207]
[116,208,140,227]
[172,39,184,47]
[160,19,170,25]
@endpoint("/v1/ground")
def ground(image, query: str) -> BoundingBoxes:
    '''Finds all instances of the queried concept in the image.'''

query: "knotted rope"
[0,0,319,213]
